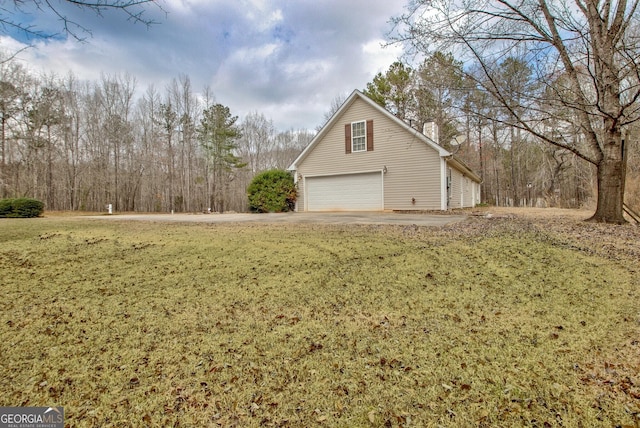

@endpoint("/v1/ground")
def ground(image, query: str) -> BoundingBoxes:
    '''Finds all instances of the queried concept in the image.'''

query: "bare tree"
[135,84,163,211]
[167,75,200,212]
[462,77,492,199]
[156,101,177,211]
[393,0,640,223]
[28,78,65,208]
[98,73,136,211]
[239,112,276,174]
[317,93,349,131]
[414,52,465,147]
[0,57,29,197]
[1,0,164,41]
[58,73,84,210]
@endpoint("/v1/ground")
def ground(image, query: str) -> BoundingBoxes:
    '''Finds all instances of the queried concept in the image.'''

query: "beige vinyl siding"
[463,176,473,207]
[296,176,305,212]
[384,150,442,210]
[448,166,478,208]
[297,98,443,211]
[449,167,463,209]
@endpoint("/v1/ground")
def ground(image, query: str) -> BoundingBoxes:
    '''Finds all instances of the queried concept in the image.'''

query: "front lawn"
[1,216,638,427]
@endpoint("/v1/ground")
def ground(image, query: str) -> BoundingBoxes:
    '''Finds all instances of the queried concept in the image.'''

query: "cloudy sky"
[2,0,407,130]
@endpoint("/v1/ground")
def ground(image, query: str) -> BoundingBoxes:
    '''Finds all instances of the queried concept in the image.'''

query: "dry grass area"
[0,209,638,427]
[473,206,640,261]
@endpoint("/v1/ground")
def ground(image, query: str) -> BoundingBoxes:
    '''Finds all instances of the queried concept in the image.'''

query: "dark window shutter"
[366,119,374,151]
[345,124,351,154]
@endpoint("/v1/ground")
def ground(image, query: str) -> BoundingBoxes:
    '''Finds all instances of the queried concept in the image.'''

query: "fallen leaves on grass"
[0,214,638,427]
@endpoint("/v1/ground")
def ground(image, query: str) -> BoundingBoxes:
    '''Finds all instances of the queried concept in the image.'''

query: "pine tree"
[198,104,246,212]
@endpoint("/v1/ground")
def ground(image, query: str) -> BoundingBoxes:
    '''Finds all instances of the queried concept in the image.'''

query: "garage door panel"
[306,172,383,211]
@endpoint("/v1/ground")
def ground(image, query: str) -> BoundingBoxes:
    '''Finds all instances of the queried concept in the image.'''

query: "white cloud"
[231,43,280,62]
[362,39,404,75]
[1,0,407,130]
[282,59,333,81]
[0,36,27,53]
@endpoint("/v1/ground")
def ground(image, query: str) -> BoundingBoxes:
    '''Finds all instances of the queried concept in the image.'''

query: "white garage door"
[306,172,383,211]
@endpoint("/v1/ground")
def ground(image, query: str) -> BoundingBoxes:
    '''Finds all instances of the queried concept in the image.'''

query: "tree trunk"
[1,116,6,198]
[510,127,518,207]
[589,134,627,224]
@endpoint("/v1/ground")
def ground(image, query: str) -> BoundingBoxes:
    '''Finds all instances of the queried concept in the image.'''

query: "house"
[287,90,481,212]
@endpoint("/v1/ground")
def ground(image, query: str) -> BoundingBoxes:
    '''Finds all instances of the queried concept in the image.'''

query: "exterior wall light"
[382,166,388,174]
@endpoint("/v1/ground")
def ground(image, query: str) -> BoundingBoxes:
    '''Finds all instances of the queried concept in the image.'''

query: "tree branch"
[1,0,164,42]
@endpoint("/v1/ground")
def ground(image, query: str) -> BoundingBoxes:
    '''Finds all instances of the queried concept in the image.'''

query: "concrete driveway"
[89,211,466,226]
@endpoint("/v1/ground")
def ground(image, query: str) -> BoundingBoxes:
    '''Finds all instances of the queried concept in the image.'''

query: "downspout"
[291,169,300,212]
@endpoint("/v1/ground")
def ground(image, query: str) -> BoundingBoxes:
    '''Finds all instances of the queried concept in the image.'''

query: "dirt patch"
[457,207,640,262]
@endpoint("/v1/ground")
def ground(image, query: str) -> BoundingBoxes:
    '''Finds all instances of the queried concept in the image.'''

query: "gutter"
[444,154,483,183]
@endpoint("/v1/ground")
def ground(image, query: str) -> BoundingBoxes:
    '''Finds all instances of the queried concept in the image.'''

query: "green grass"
[0,218,638,427]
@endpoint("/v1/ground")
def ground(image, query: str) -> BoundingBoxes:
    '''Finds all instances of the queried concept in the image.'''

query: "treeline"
[2,50,639,213]
[363,54,640,209]
[0,56,313,213]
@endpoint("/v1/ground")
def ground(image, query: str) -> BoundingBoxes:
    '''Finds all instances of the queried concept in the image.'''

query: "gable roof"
[288,90,448,169]
[288,89,481,183]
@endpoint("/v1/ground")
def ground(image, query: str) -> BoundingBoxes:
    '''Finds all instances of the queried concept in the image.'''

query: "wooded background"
[1,53,638,213]
[363,55,640,213]
[0,59,313,213]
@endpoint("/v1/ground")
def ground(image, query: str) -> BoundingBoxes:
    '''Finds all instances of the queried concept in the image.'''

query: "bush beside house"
[247,170,297,213]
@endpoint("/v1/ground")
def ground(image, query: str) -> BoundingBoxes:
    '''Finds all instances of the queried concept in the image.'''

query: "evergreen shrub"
[0,198,45,218]
[247,170,297,213]
[0,199,12,217]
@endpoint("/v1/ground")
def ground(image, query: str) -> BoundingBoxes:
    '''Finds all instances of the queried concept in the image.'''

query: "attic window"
[345,119,373,154]
[352,121,366,152]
